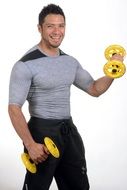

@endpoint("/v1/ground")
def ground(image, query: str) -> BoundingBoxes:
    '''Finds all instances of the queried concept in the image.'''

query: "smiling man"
[38,14,65,53]
[8,3,123,190]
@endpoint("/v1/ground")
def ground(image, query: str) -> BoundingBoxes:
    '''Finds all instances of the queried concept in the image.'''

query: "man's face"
[38,14,65,48]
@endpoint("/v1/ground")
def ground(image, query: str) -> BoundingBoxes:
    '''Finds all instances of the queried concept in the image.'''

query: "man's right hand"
[27,142,50,164]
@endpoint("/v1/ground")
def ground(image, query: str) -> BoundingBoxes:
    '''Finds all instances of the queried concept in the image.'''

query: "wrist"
[23,139,35,151]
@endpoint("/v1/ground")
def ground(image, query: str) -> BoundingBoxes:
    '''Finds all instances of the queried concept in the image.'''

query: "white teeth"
[51,36,60,39]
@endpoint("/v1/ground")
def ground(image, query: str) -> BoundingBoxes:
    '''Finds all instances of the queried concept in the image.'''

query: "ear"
[37,24,42,33]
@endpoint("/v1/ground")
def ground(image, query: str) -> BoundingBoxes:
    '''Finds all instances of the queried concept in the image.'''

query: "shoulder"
[19,45,47,62]
[11,60,32,78]
[59,49,80,65]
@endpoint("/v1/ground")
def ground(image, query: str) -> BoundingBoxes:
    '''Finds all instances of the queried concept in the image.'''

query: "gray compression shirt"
[9,45,94,119]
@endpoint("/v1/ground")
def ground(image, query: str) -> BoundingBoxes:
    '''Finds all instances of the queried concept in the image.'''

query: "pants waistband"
[30,116,73,125]
[29,116,75,135]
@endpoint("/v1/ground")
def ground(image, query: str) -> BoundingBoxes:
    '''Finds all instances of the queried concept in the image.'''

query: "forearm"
[94,76,114,95]
[8,105,35,149]
[87,76,114,97]
[8,105,49,163]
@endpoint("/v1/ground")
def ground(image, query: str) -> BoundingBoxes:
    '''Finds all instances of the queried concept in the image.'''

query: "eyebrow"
[45,22,65,25]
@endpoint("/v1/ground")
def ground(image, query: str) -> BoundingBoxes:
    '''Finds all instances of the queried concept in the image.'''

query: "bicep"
[73,64,94,92]
[9,62,32,107]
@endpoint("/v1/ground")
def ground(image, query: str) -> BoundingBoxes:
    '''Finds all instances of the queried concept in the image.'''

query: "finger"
[42,153,49,160]
[36,152,49,163]
[33,159,39,165]
[111,54,124,61]
[43,145,50,154]
[35,156,47,163]
[33,157,43,164]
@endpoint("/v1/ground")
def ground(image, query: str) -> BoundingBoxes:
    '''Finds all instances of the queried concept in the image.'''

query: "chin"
[50,40,63,48]
[51,43,61,48]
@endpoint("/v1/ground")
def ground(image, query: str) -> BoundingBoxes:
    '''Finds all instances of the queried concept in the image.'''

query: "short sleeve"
[73,63,94,92]
[9,61,32,107]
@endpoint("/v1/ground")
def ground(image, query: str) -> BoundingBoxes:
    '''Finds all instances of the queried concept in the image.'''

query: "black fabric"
[22,117,90,190]
[19,49,47,62]
[19,49,67,63]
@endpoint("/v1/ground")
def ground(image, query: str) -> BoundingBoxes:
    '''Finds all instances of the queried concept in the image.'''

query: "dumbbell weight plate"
[103,60,126,78]
[21,153,37,173]
[44,137,60,158]
[105,44,126,60]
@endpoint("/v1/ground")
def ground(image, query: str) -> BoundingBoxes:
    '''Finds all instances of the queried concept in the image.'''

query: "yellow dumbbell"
[103,44,126,78]
[21,137,60,173]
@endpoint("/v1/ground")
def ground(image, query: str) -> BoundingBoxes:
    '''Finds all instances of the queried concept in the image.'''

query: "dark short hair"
[38,4,65,25]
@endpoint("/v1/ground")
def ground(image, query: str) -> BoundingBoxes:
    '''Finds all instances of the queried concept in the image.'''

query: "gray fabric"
[9,46,94,119]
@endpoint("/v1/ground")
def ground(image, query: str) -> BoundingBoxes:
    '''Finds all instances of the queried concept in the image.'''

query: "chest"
[31,61,76,89]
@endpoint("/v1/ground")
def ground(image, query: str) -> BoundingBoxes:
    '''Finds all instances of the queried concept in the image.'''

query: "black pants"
[22,117,90,190]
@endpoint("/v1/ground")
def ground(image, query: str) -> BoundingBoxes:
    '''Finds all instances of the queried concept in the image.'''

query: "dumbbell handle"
[103,44,126,78]
[21,137,60,173]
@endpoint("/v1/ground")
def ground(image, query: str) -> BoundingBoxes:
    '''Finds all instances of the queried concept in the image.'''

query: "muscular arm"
[86,76,114,97]
[8,104,34,148]
[8,104,49,164]
[8,61,49,163]
[74,54,123,97]
[87,54,124,97]
[8,105,49,164]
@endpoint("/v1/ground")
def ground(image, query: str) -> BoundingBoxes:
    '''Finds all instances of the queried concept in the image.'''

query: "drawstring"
[25,184,28,190]
[60,120,72,135]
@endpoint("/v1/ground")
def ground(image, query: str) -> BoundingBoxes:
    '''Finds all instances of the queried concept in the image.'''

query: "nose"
[53,26,60,34]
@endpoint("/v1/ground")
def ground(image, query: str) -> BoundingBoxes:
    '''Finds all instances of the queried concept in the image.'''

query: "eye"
[46,24,54,29]
[59,24,65,28]
[47,25,53,28]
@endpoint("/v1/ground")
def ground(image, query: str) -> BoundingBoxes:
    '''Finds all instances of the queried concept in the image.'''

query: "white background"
[0,0,127,189]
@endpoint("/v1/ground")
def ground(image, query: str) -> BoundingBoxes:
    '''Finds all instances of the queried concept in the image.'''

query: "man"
[8,4,123,190]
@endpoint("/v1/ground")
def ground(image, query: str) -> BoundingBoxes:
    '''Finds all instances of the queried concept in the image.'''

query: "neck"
[38,41,59,56]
